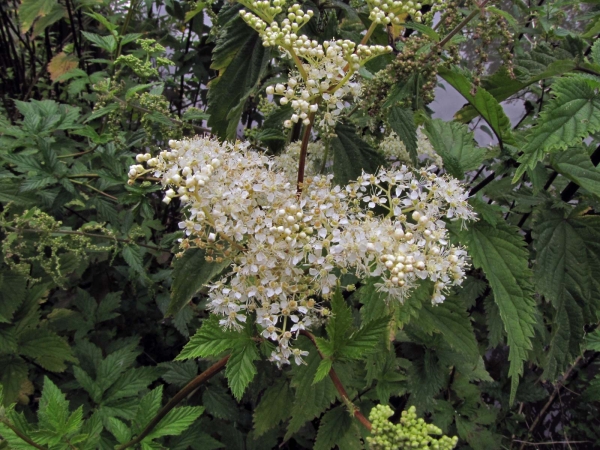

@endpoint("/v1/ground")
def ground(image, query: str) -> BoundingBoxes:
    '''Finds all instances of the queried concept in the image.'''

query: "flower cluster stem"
[116,355,230,450]
[299,330,372,431]
[297,111,316,194]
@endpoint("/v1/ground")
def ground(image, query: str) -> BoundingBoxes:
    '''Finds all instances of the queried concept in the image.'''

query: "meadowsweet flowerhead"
[129,136,475,365]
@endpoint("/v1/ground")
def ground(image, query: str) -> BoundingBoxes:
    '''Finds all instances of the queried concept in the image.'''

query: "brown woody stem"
[299,330,372,431]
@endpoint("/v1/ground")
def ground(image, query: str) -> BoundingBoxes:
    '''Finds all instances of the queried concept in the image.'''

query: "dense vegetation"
[0,0,600,448]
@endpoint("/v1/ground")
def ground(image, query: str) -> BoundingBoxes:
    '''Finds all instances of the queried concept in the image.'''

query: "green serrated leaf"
[107,417,132,444]
[207,6,270,139]
[18,327,76,372]
[226,340,259,401]
[253,380,293,437]
[515,76,600,181]
[38,377,69,434]
[145,406,204,439]
[460,221,537,404]
[314,405,353,450]
[340,316,390,360]
[286,346,337,440]
[176,315,244,360]
[313,358,333,385]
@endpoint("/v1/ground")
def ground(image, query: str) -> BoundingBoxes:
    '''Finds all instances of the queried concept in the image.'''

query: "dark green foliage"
[1,0,600,449]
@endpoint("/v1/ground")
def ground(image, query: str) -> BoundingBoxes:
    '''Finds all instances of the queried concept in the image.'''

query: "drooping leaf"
[460,221,537,404]
[439,68,514,146]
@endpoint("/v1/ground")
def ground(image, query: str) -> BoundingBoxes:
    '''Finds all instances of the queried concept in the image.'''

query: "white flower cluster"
[240,2,392,129]
[379,128,443,167]
[128,137,475,365]
[368,0,424,24]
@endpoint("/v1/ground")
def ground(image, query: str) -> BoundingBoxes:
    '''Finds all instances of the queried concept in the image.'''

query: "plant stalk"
[299,330,372,431]
[116,355,230,450]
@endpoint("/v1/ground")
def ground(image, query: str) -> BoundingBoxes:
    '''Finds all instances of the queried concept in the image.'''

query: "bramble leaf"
[460,221,537,404]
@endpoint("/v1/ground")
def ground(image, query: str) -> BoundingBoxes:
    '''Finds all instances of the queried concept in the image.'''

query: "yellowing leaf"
[18,0,59,33]
[48,52,79,82]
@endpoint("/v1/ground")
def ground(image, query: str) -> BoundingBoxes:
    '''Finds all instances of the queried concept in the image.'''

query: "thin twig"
[115,355,230,450]
[299,330,372,431]
[518,357,582,450]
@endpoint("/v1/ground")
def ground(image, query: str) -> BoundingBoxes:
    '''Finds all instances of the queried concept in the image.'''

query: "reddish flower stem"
[297,112,316,195]
[299,330,372,431]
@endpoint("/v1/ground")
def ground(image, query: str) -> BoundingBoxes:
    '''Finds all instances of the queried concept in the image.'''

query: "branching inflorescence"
[240,1,392,129]
[129,137,475,365]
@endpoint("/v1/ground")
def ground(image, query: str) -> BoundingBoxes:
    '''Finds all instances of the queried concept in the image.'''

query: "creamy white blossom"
[129,137,475,366]
[240,2,392,129]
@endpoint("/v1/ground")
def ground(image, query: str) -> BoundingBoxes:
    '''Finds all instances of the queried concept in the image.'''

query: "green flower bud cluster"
[115,39,173,79]
[367,405,458,450]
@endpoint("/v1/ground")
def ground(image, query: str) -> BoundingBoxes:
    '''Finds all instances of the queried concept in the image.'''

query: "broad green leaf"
[168,248,230,317]
[176,315,244,360]
[226,339,259,400]
[121,244,146,276]
[18,0,57,32]
[586,329,600,352]
[286,347,337,440]
[439,68,514,145]
[207,6,271,139]
[418,296,479,361]
[145,406,204,439]
[340,316,390,360]
[551,147,600,198]
[31,2,65,37]
[533,208,600,378]
[107,417,132,444]
[388,107,417,163]
[135,385,164,430]
[424,119,487,178]
[18,328,76,372]
[331,122,386,185]
[461,221,537,404]
[326,287,353,351]
[314,405,353,450]
[253,380,294,436]
[38,377,69,434]
[202,387,238,421]
[515,75,600,181]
